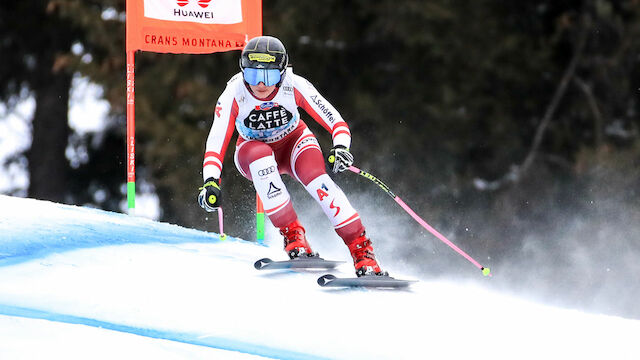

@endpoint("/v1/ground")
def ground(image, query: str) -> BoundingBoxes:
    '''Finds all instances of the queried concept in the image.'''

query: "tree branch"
[473,14,590,191]
[573,76,604,147]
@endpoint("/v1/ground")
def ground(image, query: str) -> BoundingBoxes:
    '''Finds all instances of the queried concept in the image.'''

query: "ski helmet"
[239,36,289,87]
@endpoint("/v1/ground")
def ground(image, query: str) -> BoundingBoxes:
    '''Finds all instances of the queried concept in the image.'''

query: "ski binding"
[317,274,416,288]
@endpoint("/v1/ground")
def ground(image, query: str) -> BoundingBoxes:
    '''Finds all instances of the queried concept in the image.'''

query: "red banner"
[126,0,262,54]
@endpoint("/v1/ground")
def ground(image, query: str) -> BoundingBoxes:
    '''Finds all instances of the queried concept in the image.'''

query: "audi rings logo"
[176,0,212,8]
[258,166,276,177]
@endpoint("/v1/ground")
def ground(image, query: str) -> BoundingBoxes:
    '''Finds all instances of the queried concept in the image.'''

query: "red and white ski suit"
[203,68,364,244]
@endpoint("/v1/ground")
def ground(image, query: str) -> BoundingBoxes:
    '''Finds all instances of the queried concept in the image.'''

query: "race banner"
[126,0,262,54]
[125,0,262,213]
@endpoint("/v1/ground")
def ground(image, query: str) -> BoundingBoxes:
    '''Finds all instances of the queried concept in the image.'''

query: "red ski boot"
[280,220,316,259]
[348,233,388,277]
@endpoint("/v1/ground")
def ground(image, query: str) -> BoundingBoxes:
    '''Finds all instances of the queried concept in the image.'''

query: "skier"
[198,36,386,277]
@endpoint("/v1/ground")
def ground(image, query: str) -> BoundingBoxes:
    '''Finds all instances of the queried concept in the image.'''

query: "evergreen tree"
[1,0,638,249]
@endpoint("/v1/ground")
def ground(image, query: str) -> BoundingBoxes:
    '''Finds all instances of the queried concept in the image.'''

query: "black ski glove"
[198,177,221,212]
[327,145,354,173]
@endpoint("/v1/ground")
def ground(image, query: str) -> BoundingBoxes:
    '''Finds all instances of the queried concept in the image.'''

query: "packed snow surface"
[0,195,638,359]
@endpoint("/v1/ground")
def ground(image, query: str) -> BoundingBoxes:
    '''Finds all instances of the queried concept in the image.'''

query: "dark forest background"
[1,0,639,318]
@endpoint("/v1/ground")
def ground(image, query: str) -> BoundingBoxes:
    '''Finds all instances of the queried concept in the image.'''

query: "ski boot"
[348,233,388,277]
[280,219,316,259]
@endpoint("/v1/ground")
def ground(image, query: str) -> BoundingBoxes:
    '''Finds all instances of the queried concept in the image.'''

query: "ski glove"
[327,145,354,173]
[198,177,221,212]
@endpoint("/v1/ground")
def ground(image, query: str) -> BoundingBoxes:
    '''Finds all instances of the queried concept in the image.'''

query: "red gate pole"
[126,51,136,214]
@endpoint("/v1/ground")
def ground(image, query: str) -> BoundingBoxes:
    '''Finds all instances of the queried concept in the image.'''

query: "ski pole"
[217,179,226,240]
[348,165,491,277]
[217,207,227,240]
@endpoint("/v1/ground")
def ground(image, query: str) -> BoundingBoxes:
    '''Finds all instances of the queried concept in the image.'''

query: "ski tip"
[317,274,417,288]
[317,274,337,286]
[254,258,273,270]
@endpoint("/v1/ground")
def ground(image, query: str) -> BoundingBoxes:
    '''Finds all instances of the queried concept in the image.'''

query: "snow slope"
[0,194,638,359]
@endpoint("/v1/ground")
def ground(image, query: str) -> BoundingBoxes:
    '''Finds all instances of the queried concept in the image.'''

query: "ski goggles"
[242,68,282,86]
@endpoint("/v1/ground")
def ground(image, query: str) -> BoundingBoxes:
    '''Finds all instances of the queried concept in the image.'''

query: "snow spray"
[348,166,492,277]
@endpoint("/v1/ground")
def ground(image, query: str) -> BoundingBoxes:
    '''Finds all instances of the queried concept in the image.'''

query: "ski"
[317,274,416,288]
[254,257,344,270]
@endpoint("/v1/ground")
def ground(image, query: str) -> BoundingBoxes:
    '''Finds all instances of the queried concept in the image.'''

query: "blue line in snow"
[0,201,327,358]
[0,304,332,360]
[0,220,244,267]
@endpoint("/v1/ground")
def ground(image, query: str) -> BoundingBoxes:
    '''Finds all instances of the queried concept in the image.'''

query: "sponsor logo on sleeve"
[309,95,336,124]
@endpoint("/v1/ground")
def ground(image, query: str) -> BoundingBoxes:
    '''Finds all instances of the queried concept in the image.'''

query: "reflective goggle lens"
[243,68,281,86]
